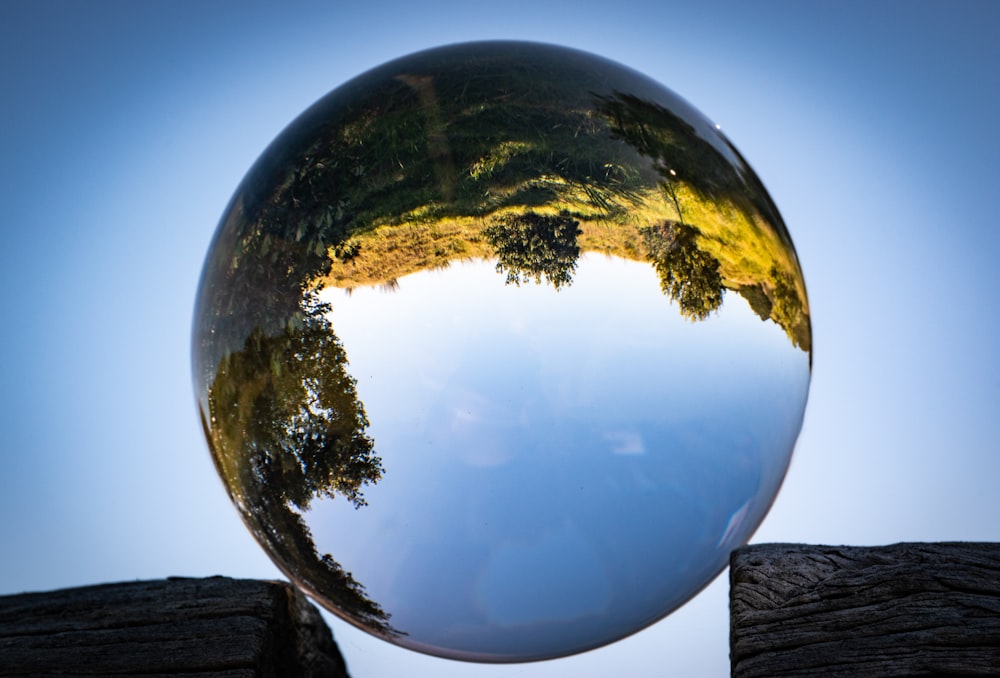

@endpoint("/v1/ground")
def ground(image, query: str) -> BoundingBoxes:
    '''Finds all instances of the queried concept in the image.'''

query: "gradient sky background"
[2,1,999,676]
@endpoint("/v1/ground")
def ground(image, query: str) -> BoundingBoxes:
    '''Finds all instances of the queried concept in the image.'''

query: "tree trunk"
[730,542,1000,677]
[0,577,349,677]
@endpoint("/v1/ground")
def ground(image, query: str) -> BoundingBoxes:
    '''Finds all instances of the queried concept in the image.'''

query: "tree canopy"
[483,211,583,290]
[642,221,725,321]
[206,299,397,634]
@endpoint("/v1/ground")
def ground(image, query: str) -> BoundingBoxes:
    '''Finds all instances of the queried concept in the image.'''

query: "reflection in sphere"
[192,41,810,662]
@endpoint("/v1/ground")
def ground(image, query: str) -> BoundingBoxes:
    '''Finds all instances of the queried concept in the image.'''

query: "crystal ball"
[192,41,811,662]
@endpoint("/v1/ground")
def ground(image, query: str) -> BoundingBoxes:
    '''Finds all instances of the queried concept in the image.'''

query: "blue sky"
[2,1,999,676]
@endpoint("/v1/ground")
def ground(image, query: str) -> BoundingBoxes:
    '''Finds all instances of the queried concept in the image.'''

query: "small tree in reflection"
[207,299,400,635]
[769,266,811,351]
[482,211,582,290]
[642,221,724,321]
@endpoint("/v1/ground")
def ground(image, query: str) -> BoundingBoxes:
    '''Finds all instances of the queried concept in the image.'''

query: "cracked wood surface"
[0,577,348,677]
[730,543,1000,677]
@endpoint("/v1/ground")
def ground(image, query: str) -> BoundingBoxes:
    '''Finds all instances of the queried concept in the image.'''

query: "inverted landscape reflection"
[192,40,811,662]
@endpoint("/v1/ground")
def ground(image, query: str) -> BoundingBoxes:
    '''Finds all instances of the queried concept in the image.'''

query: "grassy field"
[312,180,810,350]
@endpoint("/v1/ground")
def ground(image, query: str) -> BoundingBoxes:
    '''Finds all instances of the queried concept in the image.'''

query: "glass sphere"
[192,41,810,662]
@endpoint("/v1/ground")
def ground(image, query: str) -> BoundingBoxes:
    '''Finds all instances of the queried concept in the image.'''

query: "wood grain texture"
[0,577,349,677]
[730,543,1000,677]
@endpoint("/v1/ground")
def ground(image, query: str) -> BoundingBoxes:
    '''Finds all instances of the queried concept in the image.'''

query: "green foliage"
[643,221,724,321]
[208,297,382,511]
[594,91,810,347]
[595,91,756,211]
[483,211,583,290]
[738,282,774,321]
[254,494,400,637]
[205,298,399,634]
[769,266,812,351]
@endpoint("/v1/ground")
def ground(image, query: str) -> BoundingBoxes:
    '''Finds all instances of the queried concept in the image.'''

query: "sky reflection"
[305,253,808,659]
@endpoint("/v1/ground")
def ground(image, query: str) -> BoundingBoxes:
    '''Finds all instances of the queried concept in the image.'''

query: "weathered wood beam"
[0,577,349,677]
[730,542,1000,677]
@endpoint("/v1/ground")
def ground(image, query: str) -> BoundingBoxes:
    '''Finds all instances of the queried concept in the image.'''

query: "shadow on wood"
[0,576,349,677]
[730,543,1000,677]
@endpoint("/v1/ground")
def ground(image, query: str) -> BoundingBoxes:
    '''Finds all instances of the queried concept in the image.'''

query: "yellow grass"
[311,180,810,348]
[319,186,800,298]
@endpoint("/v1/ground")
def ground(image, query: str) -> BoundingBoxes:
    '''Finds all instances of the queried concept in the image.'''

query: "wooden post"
[730,542,1000,677]
[0,577,349,677]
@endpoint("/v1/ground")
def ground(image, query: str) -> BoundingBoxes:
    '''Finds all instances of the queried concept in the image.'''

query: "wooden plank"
[0,577,349,677]
[730,542,1000,677]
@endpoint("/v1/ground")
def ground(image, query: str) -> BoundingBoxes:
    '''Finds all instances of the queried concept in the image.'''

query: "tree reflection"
[205,296,399,636]
[595,91,811,349]
[483,211,582,290]
[641,221,724,321]
[769,266,811,351]
[595,91,748,208]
